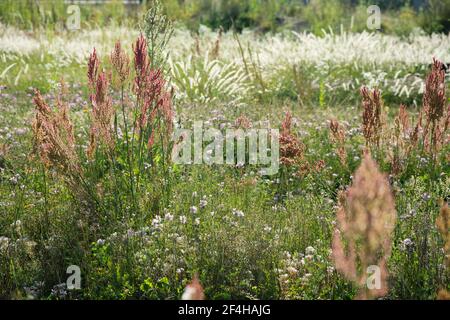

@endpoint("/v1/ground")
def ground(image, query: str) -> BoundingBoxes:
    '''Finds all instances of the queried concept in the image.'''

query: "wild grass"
[1,23,449,105]
[0,8,449,300]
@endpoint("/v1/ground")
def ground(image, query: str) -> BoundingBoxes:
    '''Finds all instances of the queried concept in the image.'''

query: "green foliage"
[142,0,174,70]
[0,1,449,301]
[0,0,139,31]
[0,0,65,30]
[419,0,450,34]
[1,0,447,35]
[303,0,347,35]
[383,5,422,36]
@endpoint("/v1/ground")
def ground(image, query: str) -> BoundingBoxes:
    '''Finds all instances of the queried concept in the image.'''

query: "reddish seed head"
[361,86,384,148]
[329,119,347,166]
[110,41,130,84]
[88,48,99,87]
[93,71,109,105]
[281,111,292,136]
[332,154,396,299]
[424,58,446,123]
[279,112,304,166]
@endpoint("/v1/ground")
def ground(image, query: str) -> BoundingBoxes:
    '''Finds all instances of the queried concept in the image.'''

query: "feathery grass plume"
[329,119,347,166]
[110,41,130,85]
[181,275,205,300]
[279,112,304,166]
[210,27,223,60]
[192,34,202,56]
[32,88,79,179]
[360,87,385,149]
[87,70,115,158]
[332,154,396,299]
[422,58,449,156]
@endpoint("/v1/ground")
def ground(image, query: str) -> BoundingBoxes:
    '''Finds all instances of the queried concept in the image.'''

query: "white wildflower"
[190,206,198,214]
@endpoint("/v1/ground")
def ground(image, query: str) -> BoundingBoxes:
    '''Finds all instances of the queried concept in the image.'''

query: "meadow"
[0,1,449,300]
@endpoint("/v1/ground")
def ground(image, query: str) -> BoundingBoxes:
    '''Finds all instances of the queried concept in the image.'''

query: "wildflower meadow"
[0,0,449,303]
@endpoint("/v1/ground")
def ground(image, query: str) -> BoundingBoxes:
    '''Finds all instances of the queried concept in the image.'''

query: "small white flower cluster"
[11,219,22,233]
[278,245,334,296]
[0,235,36,255]
[151,215,163,230]
[305,246,316,260]
[190,206,198,214]
[278,251,308,286]
[0,236,10,252]
[232,208,245,218]
[165,212,174,221]
[9,174,20,185]
[199,198,208,209]
[50,283,68,299]
[400,209,417,220]
[401,238,415,251]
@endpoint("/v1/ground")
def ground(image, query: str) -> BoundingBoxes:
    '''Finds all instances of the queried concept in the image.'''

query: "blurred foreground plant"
[436,203,450,300]
[332,154,396,299]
